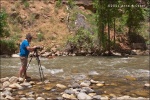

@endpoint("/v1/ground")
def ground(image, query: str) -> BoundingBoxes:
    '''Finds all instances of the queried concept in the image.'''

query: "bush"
[0,9,10,37]
[0,39,17,55]
[37,32,45,42]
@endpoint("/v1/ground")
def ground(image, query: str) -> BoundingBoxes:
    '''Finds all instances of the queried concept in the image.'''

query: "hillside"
[1,0,149,56]
[1,0,71,50]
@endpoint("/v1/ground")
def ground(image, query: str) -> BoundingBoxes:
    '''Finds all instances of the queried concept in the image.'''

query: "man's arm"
[26,46,36,52]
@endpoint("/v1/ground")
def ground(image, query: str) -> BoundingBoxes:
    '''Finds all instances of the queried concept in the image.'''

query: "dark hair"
[26,33,32,39]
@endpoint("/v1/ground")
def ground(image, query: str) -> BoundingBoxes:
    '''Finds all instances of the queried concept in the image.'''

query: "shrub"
[0,39,17,55]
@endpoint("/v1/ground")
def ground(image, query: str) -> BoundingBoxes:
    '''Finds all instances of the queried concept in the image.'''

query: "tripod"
[26,49,44,81]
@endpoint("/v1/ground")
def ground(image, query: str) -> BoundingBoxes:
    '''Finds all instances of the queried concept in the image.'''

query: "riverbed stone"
[3,81,10,88]
[64,88,75,94]
[0,77,9,83]
[56,84,67,89]
[2,90,12,96]
[70,83,81,88]
[5,95,15,99]
[62,93,77,99]
[96,83,104,87]
[82,87,94,93]
[88,93,96,97]
[144,83,150,88]
[20,97,28,100]
[77,92,92,100]
[125,76,136,81]
[18,77,24,82]
[36,97,45,100]
[20,82,31,87]
[9,83,23,89]
[80,81,91,87]
[9,76,18,83]
[93,95,102,100]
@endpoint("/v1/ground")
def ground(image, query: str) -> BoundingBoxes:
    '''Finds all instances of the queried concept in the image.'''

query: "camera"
[35,46,43,51]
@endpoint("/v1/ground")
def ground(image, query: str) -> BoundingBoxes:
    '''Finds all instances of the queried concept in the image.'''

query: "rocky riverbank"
[0,76,149,100]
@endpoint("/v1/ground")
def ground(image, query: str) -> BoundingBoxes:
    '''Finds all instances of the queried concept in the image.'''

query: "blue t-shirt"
[20,40,30,57]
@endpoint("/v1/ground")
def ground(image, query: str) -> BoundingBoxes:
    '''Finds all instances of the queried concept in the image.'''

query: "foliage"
[55,0,62,8]
[67,28,95,51]
[0,9,10,37]
[0,39,17,55]
[37,32,45,42]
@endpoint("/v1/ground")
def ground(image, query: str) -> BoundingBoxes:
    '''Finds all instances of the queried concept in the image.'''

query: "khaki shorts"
[20,57,28,67]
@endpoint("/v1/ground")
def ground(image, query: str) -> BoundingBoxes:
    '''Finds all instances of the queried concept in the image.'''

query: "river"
[0,56,149,97]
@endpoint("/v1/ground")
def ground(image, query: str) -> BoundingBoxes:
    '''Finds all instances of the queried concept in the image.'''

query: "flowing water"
[0,56,149,98]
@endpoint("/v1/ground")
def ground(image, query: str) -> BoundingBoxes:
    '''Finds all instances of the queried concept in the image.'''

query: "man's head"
[26,33,32,42]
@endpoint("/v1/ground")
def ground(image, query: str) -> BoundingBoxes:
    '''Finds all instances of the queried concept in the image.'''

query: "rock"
[0,77,9,83]
[88,93,96,97]
[4,87,12,92]
[18,77,24,82]
[62,93,76,99]
[101,96,109,100]
[64,88,75,94]
[44,86,52,91]
[27,97,35,100]
[9,76,18,83]
[77,92,92,100]
[125,76,136,81]
[3,81,10,88]
[70,83,81,88]
[96,83,104,87]
[36,97,45,100]
[21,82,31,87]
[11,54,20,57]
[80,81,91,87]
[116,95,131,99]
[2,90,12,96]
[144,83,150,88]
[93,95,102,100]
[56,84,67,89]
[5,95,15,99]
[90,79,100,84]
[82,87,94,93]
[29,81,36,85]
[9,83,23,89]
[20,97,28,100]
[36,82,43,85]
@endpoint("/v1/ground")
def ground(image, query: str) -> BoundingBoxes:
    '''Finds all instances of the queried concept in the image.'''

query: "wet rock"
[20,97,28,100]
[96,83,104,87]
[62,93,76,99]
[88,93,96,97]
[125,76,136,81]
[2,90,12,96]
[64,88,75,94]
[93,95,102,100]
[3,81,10,88]
[134,90,149,97]
[44,80,50,84]
[11,54,20,57]
[77,92,92,100]
[90,79,100,84]
[18,77,24,82]
[144,83,150,88]
[101,96,109,100]
[56,97,63,100]
[20,82,31,87]
[4,87,12,92]
[29,81,36,85]
[56,84,67,89]
[9,76,18,83]
[80,81,91,87]
[70,83,81,88]
[82,87,94,93]
[36,97,45,100]
[36,82,43,85]
[5,95,15,99]
[0,77,9,83]
[9,83,23,89]
[44,86,52,91]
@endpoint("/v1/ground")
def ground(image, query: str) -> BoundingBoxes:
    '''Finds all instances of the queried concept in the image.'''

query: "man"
[19,33,37,79]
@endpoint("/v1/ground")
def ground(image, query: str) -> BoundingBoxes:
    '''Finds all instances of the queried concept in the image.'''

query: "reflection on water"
[1,56,149,82]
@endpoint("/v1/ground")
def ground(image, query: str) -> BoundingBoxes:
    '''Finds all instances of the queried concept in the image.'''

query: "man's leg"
[20,57,28,78]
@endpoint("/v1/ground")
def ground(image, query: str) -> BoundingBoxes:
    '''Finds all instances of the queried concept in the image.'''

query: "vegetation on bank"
[0,0,149,56]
